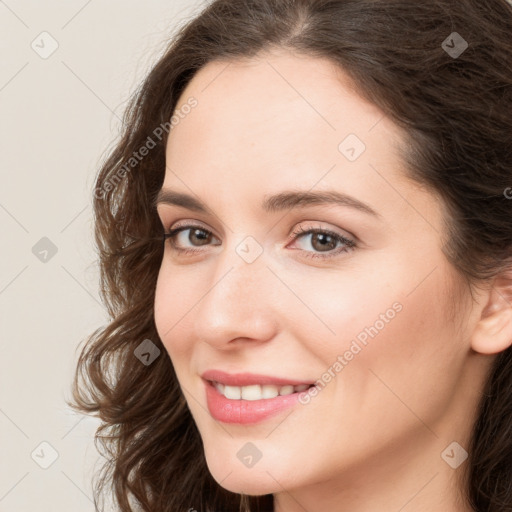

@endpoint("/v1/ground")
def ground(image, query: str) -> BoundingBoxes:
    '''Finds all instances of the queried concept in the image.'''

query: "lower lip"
[204,380,308,424]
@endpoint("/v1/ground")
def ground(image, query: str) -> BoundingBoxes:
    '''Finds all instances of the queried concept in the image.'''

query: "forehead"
[167,51,393,163]
[161,50,433,226]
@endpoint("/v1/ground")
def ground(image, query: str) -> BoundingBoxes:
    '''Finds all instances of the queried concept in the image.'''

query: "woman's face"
[154,50,485,505]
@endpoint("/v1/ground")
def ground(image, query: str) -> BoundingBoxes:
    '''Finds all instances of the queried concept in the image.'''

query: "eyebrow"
[153,188,381,218]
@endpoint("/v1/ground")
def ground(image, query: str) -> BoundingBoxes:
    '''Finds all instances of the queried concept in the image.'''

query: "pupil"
[191,229,209,246]
[313,233,335,251]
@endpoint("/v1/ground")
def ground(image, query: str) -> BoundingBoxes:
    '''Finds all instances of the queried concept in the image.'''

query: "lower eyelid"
[289,233,355,257]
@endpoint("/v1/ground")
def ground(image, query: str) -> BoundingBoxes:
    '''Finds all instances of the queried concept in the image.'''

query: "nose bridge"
[193,235,278,345]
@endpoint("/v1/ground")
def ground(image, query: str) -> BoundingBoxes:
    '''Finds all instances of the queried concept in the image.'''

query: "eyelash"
[162,223,356,260]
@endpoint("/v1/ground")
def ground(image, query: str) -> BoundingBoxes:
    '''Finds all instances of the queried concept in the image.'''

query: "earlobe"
[471,275,512,355]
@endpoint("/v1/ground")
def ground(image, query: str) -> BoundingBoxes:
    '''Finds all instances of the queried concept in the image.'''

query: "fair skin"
[153,48,512,512]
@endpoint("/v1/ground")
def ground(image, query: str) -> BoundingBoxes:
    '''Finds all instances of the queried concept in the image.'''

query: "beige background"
[0,1,204,510]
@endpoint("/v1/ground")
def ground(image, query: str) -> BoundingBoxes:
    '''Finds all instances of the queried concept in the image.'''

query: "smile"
[201,370,318,424]
[210,381,312,400]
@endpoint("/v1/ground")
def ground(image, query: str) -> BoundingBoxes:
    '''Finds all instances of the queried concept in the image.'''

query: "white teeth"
[279,385,294,396]
[261,385,279,399]
[241,385,262,401]
[213,382,311,400]
[224,385,241,399]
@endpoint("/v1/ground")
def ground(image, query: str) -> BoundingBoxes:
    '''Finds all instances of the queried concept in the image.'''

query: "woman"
[69,0,512,510]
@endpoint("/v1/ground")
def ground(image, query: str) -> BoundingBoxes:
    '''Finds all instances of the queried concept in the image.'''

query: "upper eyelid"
[164,219,350,235]
[166,220,218,236]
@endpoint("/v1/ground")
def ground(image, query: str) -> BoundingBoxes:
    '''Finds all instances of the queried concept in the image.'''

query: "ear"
[471,269,512,355]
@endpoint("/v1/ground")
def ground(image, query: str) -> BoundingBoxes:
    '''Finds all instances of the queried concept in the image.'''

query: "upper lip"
[201,369,314,387]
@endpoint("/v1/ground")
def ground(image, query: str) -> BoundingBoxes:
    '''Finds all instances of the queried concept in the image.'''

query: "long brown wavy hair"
[68,0,512,510]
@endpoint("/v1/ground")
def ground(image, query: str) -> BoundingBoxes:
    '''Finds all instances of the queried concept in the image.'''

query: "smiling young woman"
[68,1,512,511]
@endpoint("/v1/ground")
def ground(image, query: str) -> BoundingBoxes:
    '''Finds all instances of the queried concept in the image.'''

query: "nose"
[191,240,279,349]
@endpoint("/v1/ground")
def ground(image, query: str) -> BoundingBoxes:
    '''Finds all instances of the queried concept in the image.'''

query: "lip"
[201,370,316,424]
[201,369,314,387]
[203,379,311,424]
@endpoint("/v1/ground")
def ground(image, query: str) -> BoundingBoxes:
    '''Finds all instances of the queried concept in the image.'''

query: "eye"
[162,222,356,260]
[287,224,356,260]
[163,224,220,255]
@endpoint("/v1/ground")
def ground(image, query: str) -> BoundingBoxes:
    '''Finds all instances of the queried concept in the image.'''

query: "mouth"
[201,370,318,424]
[208,380,315,400]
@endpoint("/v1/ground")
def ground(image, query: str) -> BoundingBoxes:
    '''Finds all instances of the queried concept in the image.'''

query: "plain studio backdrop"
[0,1,206,510]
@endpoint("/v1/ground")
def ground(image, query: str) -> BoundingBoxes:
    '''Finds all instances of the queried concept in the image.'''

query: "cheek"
[286,258,404,360]
[331,263,463,425]
[307,247,454,351]
[303,253,462,393]
[153,265,195,360]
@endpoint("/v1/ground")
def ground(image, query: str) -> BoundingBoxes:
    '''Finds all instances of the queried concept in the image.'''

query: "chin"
[205,456,280,495]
